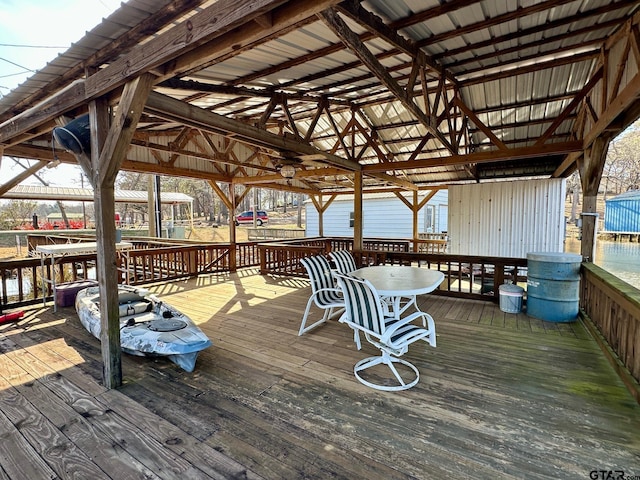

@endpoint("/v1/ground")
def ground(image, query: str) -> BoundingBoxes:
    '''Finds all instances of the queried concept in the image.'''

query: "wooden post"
[353,171,363,252]
[148,176,157,237]
[88,98,122,389]
[82,74,153,389]
[318,194,324,237]
[412,190,419,251]
[579,135,611,262]
[229,186,237,271]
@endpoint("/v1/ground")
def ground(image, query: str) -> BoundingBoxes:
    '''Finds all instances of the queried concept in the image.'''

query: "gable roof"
[1,0,639,194]
[606,189,640,202]
[2,185,193,204]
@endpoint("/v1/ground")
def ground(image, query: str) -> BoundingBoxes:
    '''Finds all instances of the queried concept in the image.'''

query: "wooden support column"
[310,194,337,238]
[579,135,611,262]
[229,188,237,271]
[353,171,363,252]
[147,176,156,236]
[82,74,154,389]
[318,195,324,237]
[412,190,419,248]
[209,180,236,270]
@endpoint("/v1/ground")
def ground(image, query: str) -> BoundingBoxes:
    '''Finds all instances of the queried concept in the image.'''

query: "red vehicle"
[235,210,269,226]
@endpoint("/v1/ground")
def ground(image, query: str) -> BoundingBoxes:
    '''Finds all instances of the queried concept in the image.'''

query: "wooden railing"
[580,263,640,400]
[258,237,329,275]
[257,239,525,302]
[247,228,305,241]
[126,245,226,284]
[257,237,411,275]
[0,253,103,310]
[359,250,528,301]
[412,238,448,253]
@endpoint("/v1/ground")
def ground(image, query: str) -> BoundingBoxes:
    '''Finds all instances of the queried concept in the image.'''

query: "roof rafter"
[318,7,455,154]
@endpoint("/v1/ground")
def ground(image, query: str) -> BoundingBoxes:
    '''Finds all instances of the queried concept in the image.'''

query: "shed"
[448,179,566,258]
[305,191,448,239]
[604,190,640,233]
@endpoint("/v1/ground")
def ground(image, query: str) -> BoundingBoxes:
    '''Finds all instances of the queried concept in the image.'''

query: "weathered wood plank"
[0,411,58,480]
[96,388,263,480]
[1,271,638,480]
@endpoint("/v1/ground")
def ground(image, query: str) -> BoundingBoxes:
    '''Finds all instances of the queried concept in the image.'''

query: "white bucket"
[499,284,524,313]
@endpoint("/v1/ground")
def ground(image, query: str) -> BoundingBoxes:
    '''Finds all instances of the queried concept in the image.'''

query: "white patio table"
[36,241,133,311]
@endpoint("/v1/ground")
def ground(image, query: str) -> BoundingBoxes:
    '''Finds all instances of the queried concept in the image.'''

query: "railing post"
[324,238,331,255]
[228,243,236,272]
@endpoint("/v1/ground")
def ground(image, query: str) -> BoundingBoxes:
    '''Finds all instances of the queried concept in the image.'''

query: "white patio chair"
[329,250,357,274]
[298,255,345,336]
[334,272,437,391]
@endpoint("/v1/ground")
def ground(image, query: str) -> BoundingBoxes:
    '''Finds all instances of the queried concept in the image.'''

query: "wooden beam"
[84,0,288,99]
[584,71,640,148]
[0,161,47,196]
[233,167,348,184]
[144,91,361,172]
[0,81,86,145]
[165,0,343,82]
[98,74,155,185]
[361,141,583,172]
[368,172,418,191]
[453,97,507,150]
[209,181,233,211]
[336,0,450,79]
[535,67,603,146]
[318,8,455,154]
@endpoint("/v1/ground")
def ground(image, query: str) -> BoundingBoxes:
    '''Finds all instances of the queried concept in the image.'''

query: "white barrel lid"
[499,284,524,294]
[526,252,582,263]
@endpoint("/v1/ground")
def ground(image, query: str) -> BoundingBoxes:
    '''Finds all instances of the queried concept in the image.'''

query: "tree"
[605,120,640,194]
[0,200,38,229]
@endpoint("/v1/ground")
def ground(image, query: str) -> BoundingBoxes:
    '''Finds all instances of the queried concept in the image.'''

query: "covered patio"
[1,1,640,477]
[1,270,638,479]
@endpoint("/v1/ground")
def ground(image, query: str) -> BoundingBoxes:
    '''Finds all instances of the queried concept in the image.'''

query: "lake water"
[565,237,640,290]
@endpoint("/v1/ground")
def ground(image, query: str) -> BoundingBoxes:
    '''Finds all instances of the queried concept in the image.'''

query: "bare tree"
[605,120,640,193]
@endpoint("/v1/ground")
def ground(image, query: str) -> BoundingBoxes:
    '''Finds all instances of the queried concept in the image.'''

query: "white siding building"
[448,178,566,258]
[305,191,448,238]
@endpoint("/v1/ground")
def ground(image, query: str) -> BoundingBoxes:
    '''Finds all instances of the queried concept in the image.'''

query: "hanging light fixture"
[280,164,296,179]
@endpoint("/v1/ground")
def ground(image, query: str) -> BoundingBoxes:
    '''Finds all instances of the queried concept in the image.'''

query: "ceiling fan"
[274,151,304,179]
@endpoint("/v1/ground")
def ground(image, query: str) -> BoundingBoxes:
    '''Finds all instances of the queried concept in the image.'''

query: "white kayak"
[75,285,212,372]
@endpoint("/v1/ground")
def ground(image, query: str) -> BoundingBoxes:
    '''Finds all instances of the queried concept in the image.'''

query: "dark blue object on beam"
[52,114,91,155]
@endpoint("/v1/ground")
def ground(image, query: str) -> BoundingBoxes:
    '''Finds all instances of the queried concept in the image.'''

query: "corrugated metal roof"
[606,190,640,202]
[3,185,193,204]
[0,0,639,192]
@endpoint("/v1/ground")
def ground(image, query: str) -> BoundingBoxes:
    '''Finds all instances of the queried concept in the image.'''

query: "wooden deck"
[1,268,639,479]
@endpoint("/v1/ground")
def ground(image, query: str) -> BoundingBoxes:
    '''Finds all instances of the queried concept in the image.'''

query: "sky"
[0,0,121,187]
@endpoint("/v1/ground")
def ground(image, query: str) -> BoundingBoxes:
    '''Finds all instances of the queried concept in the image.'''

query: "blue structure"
[526,253,581,323]
[604,190,640,233]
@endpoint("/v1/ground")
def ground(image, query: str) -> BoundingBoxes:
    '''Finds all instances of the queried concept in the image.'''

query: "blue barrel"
[526,252,582,322]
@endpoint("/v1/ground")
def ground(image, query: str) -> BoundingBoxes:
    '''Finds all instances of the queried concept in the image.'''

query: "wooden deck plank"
[0,342,113,480]
[96,388,262,480]
[0,270,638,480]
[0,411,58,480]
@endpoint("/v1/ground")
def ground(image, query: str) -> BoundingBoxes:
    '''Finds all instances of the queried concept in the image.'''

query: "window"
[349,212,354,228]
[425,205,434,232]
